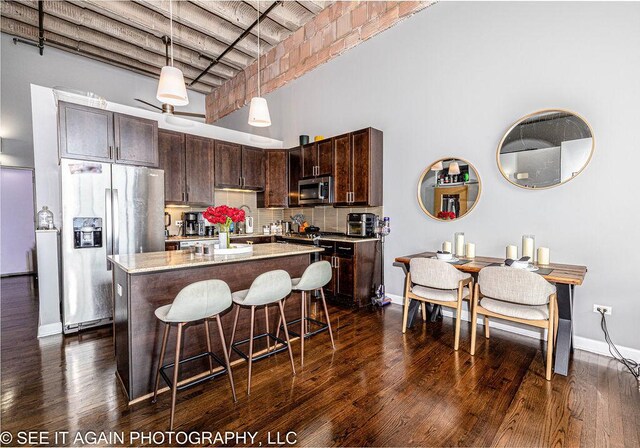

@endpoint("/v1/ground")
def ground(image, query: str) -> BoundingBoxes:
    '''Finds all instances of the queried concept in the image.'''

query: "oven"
[298,177,333,205]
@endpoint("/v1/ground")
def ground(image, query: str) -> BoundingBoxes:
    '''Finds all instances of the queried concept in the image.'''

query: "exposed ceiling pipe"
[2,3,224,88]
[243,0,317,30]
[190,0,283,87]
[79,0,257,63]
[15,0,240,78]
[137,0,283,46]
[37,0,44,54]
[1,17,215,94]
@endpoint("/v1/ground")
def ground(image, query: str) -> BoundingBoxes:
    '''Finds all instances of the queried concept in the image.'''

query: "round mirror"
[417,158,482,221]
[497,109,594,189]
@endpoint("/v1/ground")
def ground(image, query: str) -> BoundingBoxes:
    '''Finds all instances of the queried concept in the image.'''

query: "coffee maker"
[182,212,199,237]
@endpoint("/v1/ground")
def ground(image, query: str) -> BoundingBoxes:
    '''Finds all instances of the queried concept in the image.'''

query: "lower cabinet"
[320,240,381,308]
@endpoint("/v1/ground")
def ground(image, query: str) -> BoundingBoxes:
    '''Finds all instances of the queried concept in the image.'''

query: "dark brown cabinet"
[301,139,332,178]
[158,130,185,203]
[158,130,215,206]
[214,142,264,190]
[241,146,265,190]
[332,128,383,207]
[321,239,381,308]
[58,101,158,167]
[288,147,302,206]
[185,135,215,205]
[258,150,288,208]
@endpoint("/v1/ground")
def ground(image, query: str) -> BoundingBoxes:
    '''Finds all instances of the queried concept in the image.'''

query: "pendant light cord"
[169,0,174,66]
[257,0,261,98]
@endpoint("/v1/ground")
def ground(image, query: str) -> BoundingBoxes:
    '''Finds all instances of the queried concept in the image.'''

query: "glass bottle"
[37,206,54,230]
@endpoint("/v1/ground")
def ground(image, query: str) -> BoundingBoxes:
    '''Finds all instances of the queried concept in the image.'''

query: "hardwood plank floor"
[1,275,637,446]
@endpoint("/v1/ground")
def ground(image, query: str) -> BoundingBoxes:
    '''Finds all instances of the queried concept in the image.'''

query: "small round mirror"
[497,109,594,189]
[417,158,481,221]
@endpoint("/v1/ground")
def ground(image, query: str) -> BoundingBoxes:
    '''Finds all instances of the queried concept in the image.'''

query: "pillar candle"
[465,242,476,259]
[443,241,452,253]
[522,236,535,259]
[455,232,465,257]
[537,247,550,265]
[506,245,518,260]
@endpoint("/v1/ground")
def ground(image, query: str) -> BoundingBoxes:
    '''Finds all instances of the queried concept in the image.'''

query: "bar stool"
[276,260,335,366]
[228,269,296,395]
[152,279,236,430]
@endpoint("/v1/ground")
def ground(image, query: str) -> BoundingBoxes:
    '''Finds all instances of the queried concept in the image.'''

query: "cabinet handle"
[182,192,186,202]
[338,246,351,251]
[185,192,189,202]
[116,146,120,160]
[108,146,113,159]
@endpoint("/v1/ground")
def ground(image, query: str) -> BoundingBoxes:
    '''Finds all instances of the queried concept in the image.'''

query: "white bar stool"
[152,279,236,430]
[228,269,296,395]
[276,260,335,366]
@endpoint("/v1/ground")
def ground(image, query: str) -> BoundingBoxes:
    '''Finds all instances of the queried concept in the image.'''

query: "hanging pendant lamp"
[157,0,189,106]
[248,0,271,127]
[448,161,461,175]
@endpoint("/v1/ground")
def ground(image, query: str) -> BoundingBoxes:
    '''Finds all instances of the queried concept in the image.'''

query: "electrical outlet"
[593,304,612,315]
[175,220,183,227]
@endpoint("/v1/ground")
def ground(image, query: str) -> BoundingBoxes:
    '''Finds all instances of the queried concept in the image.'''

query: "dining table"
[394,251,587,376]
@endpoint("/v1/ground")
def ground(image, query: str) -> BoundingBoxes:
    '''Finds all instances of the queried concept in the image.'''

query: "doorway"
[1,166,36,276]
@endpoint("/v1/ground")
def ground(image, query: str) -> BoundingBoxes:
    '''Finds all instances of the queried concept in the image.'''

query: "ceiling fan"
[135,36,205,119]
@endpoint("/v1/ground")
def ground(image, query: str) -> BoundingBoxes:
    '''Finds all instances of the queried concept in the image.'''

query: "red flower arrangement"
[203,205,245,227]
[437,211,457,220]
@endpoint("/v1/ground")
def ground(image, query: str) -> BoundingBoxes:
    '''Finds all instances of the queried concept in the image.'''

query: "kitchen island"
[109,243,323,403]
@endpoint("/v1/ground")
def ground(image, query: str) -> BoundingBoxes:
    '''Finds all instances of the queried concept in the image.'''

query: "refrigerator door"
[60,159,113,332]
[112,164,165,255]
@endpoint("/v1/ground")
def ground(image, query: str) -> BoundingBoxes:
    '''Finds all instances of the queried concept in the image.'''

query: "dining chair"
[403,257,473,350]
[470,266,558,380]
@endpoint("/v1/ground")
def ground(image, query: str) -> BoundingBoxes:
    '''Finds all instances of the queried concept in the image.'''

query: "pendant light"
[448,160,461,175]
[156,0,189,106]
[248,0,271,127]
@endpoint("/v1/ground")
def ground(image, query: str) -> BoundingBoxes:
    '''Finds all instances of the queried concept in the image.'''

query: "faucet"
[240,204,252,214]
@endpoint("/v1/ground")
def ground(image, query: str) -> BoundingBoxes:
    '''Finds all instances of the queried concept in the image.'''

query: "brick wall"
[205,1,433,123]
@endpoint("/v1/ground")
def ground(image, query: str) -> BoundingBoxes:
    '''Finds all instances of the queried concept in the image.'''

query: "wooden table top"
[394,252,587,286]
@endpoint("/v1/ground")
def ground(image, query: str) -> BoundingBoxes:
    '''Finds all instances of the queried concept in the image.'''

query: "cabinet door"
[288,148,302,206]
[321,255,336,296]
[185,135,215,205]
[301,143,317,178]
[241,146,265,190]
[158,130,186,204]
[332,133,352,205]
[58,101,114,161]
[262,150,288,208]
[114,113,159,167]
[214,141,242,188]
[351,129,370,204]
[336,256,355,298]
[317,139,333,176]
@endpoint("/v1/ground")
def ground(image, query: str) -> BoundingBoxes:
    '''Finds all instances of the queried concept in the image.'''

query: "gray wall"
[0,33,206,168]
[215,2,640,349]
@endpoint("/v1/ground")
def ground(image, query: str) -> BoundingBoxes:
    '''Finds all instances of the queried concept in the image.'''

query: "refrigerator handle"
[105,188,113,271]
[113,189,120,256]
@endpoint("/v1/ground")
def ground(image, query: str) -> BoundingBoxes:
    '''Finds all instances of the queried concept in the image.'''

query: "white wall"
[0,167,35,274]
[215,2,640,350]
[1,32,207,168]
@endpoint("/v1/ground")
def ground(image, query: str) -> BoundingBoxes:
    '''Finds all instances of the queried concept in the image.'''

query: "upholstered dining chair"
[403,258,473,350]
[470,266,558,380]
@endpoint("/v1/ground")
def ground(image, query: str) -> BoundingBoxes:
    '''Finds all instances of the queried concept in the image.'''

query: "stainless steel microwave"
[298,177,333,205]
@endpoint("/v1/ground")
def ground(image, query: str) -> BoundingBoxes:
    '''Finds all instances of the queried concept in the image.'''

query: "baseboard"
[386,293,640,361]
[38,322,62,338]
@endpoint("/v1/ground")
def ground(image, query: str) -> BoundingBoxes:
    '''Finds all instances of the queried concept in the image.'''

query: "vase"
[218,230,230,249]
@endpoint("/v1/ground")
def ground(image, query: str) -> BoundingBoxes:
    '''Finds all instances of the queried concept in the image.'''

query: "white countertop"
[165,234,273,242]
[109,243,323,274]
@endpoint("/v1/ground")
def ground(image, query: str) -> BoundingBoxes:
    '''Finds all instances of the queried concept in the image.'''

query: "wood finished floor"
[1,275,638,447]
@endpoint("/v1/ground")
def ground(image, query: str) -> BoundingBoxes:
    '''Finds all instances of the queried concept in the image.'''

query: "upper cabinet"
[258,150,288,208]
[214,142,265,190]
[158,130,215,206]
[58,101,158,167]
[301,139,332,178]
[288,147,302,207]
[333,128,383,207]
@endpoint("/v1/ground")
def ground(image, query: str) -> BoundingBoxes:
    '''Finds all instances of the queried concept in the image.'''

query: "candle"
[454,232,465,257]
[522,235,535,260]
[465,242,476,259]
[443,241,452,253]
[506,245,518,260]
[537,247,550,265]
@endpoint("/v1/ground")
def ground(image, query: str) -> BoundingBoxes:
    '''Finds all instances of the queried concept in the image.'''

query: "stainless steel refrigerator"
[60,158,164,333]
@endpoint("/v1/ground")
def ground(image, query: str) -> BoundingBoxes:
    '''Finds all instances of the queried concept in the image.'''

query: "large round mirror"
[418,158,481,221]
[497,109,594,189]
